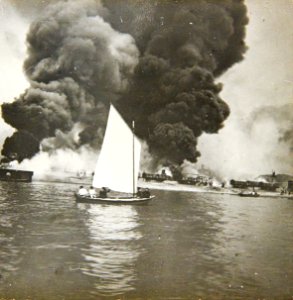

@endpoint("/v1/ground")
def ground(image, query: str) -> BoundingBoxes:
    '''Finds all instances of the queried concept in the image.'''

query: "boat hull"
[238,193,260,197]
[74,193,155,204]
[0,169,33,183]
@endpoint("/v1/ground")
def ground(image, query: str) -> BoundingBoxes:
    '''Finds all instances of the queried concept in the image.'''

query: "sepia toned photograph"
[0,0,292,299]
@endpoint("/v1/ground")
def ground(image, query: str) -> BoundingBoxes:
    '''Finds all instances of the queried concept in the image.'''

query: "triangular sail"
[92,105,141,194]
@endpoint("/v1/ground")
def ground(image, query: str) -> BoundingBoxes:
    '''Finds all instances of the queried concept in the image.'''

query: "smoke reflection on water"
[77,203,142,296]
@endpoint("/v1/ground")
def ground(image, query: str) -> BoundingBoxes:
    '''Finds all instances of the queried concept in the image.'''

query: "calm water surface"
[0,181,293,299]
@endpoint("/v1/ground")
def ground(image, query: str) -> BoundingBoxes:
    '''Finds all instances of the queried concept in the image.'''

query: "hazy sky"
[198,0,293,178]
[0,0,292,178]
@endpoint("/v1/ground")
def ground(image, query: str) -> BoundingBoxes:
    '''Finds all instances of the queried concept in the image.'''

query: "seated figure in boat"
[78,186,88,196]
[143,188,150,198]
[137,187,150,198]
[99,187,110,198]
[137,187,142,198]
[89,186,97,198]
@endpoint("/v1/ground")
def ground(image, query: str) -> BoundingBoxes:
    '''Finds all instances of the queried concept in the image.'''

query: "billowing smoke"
[1,0,139,161]
[1,0,248,171]
[109,0,248,165]
[0,1,29,149]
[250,104,293,154]
[198,103,293,180]
[195,0,293,180]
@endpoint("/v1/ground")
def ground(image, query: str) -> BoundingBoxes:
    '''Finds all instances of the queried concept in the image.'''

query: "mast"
[132,120,135,197]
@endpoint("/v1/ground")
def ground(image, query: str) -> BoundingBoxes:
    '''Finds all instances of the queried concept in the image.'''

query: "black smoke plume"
[1,130,39,162]
[1,0,138,161]
[1,0,248,166]
[110,0,248,165]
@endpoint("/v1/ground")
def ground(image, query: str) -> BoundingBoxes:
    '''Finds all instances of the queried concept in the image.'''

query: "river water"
[0,181,293,299]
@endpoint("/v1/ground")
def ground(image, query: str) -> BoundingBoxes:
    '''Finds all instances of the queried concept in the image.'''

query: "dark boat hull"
[238,193,260,197]
[74,193,155,204]
[0,169,33,183]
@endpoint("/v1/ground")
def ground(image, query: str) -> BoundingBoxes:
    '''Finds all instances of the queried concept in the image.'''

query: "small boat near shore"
[238,191,260,197]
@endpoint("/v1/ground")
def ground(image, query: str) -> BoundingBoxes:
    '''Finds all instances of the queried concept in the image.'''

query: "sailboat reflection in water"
[78,203,142,296]
[75,105,154,203]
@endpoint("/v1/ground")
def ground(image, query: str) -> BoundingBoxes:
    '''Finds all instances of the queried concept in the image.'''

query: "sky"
[198,0,293,179]
[0,0,292,179]
[0,1,29,144]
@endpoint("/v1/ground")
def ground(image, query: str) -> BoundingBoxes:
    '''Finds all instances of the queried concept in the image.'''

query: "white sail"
[92,105,141,194]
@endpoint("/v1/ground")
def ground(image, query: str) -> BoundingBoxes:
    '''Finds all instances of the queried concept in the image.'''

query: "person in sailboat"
[89,186,97,198]
[99,187,110,198]
[143,188,150,198]
[137,187,150,198]
[78,186,88,196]
[137,187,143,198]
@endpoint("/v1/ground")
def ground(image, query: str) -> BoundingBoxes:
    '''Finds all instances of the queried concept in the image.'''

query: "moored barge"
[0,168,33,182]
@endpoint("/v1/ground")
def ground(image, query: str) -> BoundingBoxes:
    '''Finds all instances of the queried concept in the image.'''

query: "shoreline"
[11,176,292,200]
[36,177,293,200]
[138,180,293,199]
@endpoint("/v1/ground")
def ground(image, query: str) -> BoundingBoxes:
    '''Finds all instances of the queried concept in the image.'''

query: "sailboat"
[74,104,155,204]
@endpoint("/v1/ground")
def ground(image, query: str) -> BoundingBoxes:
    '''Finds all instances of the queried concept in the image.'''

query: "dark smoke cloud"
[1,0,248,166]
[1,130,39,162]
[1,0,138,161]
[107,0,248,164]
